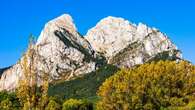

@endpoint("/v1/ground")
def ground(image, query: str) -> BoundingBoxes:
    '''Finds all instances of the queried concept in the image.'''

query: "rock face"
[0,67,10,76]
[0,14,97,91]
[85,16,181,67]
[0,64,22,91]
[0,14,182,91]
[35,14,96,79]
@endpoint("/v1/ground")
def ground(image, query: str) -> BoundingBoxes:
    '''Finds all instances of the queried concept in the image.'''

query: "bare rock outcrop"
[85,16,181,67]
[0,14,97,91]
[0,14,182,91]
[36,14,96,79]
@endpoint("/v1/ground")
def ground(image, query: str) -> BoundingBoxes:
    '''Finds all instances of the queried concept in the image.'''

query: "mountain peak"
[52,14,77,33]
[93,16,136,29]
[85,16,181,66]
[85,16,137,58]
[37,14,77,45]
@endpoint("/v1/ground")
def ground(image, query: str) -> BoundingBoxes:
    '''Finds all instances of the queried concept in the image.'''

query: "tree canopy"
[97,61,195,110]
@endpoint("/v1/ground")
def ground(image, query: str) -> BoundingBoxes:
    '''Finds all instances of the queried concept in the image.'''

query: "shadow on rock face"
[0,66,11,78]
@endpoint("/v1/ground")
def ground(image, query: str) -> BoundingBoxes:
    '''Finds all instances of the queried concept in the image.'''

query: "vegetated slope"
[48,64,119,101]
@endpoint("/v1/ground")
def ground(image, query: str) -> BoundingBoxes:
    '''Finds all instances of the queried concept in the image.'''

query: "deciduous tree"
[97,61,195,110]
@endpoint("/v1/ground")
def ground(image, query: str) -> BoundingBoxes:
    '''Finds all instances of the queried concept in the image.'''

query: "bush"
[97,61,195,110]
[0,91,21,110]
[62,99,93,110]
[45,100,61,110]
[45,96,62,110]
[0,98,13,110]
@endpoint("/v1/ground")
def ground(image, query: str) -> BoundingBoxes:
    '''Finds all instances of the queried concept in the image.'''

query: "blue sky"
[0,0,194,68]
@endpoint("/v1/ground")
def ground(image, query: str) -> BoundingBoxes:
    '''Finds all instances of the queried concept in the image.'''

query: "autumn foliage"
[16,36,49,110]
[97,61,195,110]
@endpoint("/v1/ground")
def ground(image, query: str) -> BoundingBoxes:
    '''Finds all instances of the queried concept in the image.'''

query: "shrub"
[0,98,13,110]
[45,96,62,110]
[62,99,93,110]
[97,61,195,110]
[0,91,21,110]
[63,99,82,110]
[45,100,61,110]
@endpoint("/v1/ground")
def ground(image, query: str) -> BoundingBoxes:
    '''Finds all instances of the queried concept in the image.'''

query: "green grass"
[48,64,119,101]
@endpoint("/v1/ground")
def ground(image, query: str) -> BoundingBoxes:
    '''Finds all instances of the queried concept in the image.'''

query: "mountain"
[85,16,181,67]
[0,14,99,91]
[0,14,182,91]
[35,14,99,80]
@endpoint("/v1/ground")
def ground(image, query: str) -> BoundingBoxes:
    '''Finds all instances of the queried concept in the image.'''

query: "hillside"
[48,64,118,100]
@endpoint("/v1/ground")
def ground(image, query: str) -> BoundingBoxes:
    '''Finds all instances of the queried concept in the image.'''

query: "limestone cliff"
[0,14,182,91]
[85,16,181,67]
[0,14,97,91]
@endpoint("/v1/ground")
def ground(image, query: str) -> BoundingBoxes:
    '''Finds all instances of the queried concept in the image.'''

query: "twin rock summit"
[0,14,182,91]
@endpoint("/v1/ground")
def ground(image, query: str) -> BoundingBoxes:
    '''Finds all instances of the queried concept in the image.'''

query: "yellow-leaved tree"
[97,60,195,110]
[16,35,49,110]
